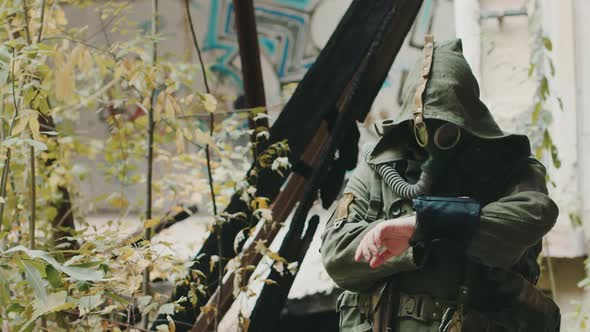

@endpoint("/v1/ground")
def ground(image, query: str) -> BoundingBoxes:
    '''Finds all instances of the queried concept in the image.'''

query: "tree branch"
[36,0,46,43]
[142,0,159,328]
[185,1,220,329]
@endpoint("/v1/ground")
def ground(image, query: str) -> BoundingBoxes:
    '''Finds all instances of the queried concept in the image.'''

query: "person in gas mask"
[320,37,561,332]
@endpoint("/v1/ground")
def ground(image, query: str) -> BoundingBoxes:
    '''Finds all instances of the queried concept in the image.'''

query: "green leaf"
[0,69,8,85]
[18,291,76,332]
[21,261,48,305]
[540,77,550,101]
[4,38,26,49]
[6,303,24,314]
[549,60,555,77]
[534,146,543,160]
[46,265,63,288]
[78,292,104,312]
[569,213,583,227]
[24,139,48,151]
[37,43,55,53]
[551,143,561,169]
[532,102,542,123]
[104,290,130,306]
[1,137,19,147]
[557,97,564,111]
[69,260,104,269]
[543,130,552,148]
[542,36,553,51]
[0,270,10,305]
[4,246,104,281]
[528,63,535,78]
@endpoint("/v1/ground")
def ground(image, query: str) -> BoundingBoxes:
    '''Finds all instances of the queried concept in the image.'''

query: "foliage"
[527,0,562,171]
[0,1,291,331]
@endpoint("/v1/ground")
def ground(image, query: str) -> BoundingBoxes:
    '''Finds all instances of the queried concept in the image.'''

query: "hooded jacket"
[320,39,559,332]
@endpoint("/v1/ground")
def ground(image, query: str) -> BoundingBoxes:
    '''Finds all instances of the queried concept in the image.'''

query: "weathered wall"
[476,0,587,329]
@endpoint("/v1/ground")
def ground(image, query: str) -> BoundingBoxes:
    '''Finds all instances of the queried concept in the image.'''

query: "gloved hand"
[410,196,481,247]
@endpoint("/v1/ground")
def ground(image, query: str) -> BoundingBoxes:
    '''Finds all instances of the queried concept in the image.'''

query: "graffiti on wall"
[202,0,319,85]
[197,0,454,116]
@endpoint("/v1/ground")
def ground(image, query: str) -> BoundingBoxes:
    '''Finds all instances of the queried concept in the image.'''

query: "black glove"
[409,196,481,247]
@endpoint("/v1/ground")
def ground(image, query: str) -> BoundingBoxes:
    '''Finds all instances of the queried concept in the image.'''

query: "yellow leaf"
[54,7,68,25]
[175,129,184,154]
[114,63,126,80]
[12,116,29,135]
[239,315,250,332]
[164,95,176,119]
[153,93,165,123]
[29,116,41,141]
[109,196,129,209]
[181,127,193,140]
[267,251,287,264]
[55,52,75,102]
[250,197,269,210]
[144,219,158,229]
[167,315,176,332]
[119,247,134,261]
[79,48,93,74]
[71,44,83,71]
[254,240,268,255]
[200,304,217,315]
[194,129,220,155]
[201,93,217,113]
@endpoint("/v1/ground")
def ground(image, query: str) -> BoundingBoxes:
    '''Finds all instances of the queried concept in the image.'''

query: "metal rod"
[232,0,269,156]
[480,8,527,20]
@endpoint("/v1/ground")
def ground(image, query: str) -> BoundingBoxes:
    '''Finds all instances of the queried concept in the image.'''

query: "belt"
[397,292,455,322]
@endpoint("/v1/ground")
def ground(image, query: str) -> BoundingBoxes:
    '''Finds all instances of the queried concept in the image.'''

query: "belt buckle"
[399,293,422,321]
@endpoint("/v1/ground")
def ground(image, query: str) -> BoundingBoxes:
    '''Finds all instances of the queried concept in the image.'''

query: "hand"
[354,215,416,269]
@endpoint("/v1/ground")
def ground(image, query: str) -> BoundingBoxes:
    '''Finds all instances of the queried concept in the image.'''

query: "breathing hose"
[364,148,432,199]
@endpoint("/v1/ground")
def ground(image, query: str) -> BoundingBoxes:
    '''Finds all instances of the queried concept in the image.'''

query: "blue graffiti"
[203,0,242,83]
[203,0,312,86]
[272,0,312,11]
[260,36,277,57]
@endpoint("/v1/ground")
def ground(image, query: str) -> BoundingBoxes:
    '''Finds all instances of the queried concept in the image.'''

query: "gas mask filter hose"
[370,161,433,199]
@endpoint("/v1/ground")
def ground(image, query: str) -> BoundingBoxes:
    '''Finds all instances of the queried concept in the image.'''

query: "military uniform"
[320,38,560,332]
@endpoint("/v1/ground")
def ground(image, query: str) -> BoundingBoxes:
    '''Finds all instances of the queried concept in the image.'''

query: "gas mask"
[416,119,463,176]
[367,119,464,199]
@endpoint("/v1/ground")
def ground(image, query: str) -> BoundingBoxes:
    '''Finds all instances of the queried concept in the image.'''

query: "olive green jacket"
[321,155,557,331]
[321,156,557,292]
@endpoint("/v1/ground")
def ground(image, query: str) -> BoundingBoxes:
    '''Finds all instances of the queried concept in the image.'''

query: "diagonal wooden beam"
[153,1,423,330]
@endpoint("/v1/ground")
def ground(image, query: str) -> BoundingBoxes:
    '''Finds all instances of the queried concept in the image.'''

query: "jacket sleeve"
[320,162,421,292]
[466,157,559,268]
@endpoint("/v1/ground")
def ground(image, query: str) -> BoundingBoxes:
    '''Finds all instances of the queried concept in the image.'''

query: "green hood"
[368,38,530,164]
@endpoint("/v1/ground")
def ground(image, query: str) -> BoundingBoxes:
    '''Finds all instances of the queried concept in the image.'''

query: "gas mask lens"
[434,123,461,150]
